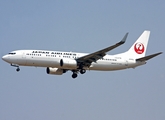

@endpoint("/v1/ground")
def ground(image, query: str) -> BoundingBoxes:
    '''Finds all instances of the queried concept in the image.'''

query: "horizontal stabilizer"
[136,52,162,62]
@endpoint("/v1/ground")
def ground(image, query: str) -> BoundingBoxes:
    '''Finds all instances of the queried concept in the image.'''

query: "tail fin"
[126,30,150,58]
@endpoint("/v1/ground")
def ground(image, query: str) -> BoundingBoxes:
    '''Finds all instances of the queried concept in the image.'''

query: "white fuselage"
[2,50,145,71]
[2,31,161,78]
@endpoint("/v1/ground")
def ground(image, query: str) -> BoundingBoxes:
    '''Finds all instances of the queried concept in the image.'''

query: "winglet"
[120,32,129,44]
[136,52,162,62]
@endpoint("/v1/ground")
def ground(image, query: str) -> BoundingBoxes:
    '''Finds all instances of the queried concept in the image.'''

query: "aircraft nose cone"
[2,55,8,62]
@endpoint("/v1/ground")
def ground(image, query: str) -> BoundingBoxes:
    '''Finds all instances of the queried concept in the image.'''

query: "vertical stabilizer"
[126,30,150,58]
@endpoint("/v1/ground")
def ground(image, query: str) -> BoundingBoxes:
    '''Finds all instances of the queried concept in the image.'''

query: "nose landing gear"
[11,64,20,72]
[16,67,20,72]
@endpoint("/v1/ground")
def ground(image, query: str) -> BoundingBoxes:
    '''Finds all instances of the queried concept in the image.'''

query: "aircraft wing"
[76,33,128,67]
[136,52,162,62]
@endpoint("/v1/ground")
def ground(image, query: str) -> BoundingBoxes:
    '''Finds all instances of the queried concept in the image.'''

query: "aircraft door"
[125,60,128,66]
[22,52,26,58]
[22,52,27,65]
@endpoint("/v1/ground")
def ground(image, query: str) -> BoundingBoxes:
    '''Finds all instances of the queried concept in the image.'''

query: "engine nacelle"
[46,67,64,75]
[60,59,78,69]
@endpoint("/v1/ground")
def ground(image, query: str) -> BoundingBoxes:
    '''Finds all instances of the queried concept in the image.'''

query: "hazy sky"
[0,1,165,120]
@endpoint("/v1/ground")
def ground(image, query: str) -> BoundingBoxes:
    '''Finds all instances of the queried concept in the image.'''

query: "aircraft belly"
[90,61,126,71]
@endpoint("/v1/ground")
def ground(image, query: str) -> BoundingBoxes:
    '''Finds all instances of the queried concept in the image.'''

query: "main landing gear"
[80,69,86,74]
[71,69,86,78]
[72,73,78,78]
[11,64,20,72]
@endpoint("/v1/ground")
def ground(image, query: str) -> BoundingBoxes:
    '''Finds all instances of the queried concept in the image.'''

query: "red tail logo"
[134,43,144,54]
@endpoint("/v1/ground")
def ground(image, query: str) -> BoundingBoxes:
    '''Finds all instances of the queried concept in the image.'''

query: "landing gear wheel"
[72,73,78,78]
[16,67,20,72]
[80,69,86,74]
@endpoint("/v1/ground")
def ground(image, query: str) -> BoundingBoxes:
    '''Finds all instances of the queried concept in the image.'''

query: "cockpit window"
[8,52,16,55]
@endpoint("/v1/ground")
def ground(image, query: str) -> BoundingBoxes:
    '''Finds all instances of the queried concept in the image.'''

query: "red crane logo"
[134,43,145,54]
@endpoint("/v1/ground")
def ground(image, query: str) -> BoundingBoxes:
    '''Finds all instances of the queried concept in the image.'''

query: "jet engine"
[46,67,64,75]
[60,59,78,69]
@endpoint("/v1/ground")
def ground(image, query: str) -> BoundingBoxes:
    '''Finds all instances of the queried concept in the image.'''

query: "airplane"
[2,30,162,78]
